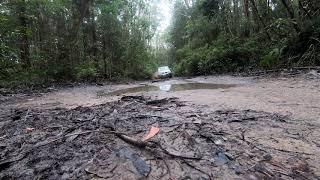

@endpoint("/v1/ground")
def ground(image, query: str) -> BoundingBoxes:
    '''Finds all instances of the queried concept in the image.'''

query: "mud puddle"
[7,75,320,124]
[100,83,237,96]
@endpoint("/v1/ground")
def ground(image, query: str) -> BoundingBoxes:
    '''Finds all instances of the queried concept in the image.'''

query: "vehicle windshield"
[158,66,170,72]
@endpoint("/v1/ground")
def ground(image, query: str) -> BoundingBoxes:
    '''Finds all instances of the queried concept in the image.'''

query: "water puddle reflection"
[99,83,236,96]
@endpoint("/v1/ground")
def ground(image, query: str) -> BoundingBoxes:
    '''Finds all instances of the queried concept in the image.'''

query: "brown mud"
[0,96,319,179]
[0,72,320,179]
[14,74,320,124]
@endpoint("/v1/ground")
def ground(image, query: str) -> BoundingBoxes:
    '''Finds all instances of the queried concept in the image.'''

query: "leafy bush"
[260,48,280,69]
[174,37,264,76]
[269,18,296,39]
[281,17,320,66]
[0,66,47,88]
[75,66,97,81]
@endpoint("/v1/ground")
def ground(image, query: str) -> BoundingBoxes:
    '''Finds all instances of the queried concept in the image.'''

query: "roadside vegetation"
[0,0,160,87]
[169,0,320,76]
[0,0,320,87]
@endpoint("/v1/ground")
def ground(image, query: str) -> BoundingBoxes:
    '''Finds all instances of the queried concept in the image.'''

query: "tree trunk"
[16,0,31,68]
[233,0,240,36]
[90,1,97,57]
[280,0,300,32]
[243,0,249,18]
[241,0,250,37]
[102,39,107,76]
[249,0,271,40]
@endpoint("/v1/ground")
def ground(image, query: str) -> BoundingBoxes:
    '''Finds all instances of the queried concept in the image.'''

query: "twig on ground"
[239,131,268,153]
[162,159,172,179]
[261,145,314,156]
[35,130,101,148]
[23,109,31,121]
[165,123,183,133]
[182,160,211,179]
[115,133,148,148]
[199,133,215,144]
[151,141,202,160]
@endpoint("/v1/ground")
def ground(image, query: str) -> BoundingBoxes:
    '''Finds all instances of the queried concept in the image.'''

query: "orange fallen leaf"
[142,126,160,142]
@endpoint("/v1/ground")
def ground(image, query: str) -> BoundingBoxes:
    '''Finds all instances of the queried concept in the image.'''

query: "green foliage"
[75,66,97,81]
[0,66,47,88]
[168,0,320,76]
[173,36,263,76]
[260,48,280,69]
[281,17,320,66]
[175,46,202,76]
[269,18,296,39]
[0,0,159,86]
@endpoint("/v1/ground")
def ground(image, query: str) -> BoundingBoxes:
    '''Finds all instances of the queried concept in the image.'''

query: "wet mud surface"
[0,96,319,179]
[11,75,320,124]
[100,83,237,96]
[1,73,320,179]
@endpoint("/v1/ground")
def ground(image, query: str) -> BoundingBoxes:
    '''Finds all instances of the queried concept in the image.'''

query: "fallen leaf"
[214,139,223,145]
[193,119,202,124]
[26,127,35,133]
[142,126,160,142]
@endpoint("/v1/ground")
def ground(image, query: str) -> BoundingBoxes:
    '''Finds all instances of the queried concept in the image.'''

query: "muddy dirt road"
[18,75,320,124]
[0,74,319,179]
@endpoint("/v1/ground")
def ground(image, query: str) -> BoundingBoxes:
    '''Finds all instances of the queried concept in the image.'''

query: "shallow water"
[102,83,237,96]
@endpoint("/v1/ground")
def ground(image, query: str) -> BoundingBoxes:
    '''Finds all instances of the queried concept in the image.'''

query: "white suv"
[157,66,172,78]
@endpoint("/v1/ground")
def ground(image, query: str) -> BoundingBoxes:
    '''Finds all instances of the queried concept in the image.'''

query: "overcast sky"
[157,0,173,32]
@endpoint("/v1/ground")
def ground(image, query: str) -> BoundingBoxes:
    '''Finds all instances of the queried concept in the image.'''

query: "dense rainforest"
[0,0,161,86]
[169,0,320,75]
[0,0,320,87]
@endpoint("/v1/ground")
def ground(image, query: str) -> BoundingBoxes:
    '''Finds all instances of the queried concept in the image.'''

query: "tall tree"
[15,0,30,68]
[243,0,249,18]
[249,0,271,40]
[279,0,300,32]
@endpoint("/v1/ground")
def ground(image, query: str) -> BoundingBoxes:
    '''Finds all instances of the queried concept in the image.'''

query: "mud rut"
[0,96,319,179]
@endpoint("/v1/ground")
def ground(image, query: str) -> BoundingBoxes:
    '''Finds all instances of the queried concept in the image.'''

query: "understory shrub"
[75,65,97,81]
[260,48,280,69]
[281,17,320,66]
[174,37,264,75]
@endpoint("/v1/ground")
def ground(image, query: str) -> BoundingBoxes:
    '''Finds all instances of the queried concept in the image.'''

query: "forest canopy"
[0,0,320,87]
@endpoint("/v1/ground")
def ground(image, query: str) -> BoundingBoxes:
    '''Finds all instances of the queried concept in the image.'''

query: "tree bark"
[249,0,271,40]
[16,0,31,68]
[243,0,249,18]
[241,0,250,37]
[279,0,300,32]
[102,39,107,76]
[78,0,90,20]
[90,1,97,57]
